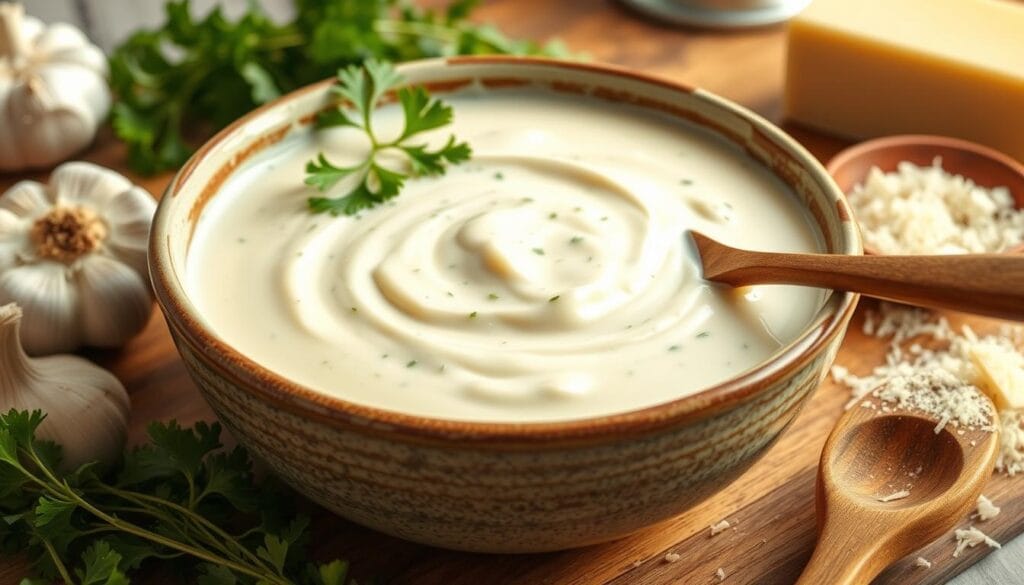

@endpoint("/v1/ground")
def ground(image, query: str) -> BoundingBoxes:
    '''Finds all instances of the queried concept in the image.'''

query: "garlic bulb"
[0,303,130,469]
[0,3,111,171]
[0,161,156,355]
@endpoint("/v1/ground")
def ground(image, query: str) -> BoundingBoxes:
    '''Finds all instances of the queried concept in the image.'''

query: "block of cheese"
[785,0,1024,162]
[970,342,1024,410]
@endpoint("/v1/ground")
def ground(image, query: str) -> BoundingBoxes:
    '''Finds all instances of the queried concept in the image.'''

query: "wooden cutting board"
[1,1,1021,583]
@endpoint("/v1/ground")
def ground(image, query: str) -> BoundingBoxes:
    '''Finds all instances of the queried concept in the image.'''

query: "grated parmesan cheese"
[953,526,1001,558]
[831,303,1024,474]
[914,557,932,569]
[872,370,994,434]
[709,519,731,536]
[976,494,1001,521]
[663,552,681,563]
[848,160,1024,255]
[998,410,1024,475]
[715,567,726,581]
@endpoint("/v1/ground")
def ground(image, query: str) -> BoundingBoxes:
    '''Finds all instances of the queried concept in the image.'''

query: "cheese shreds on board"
[953,526,1001,558]
[878,489,911,503]
[914,557,932,569]
[663,552,681,563]
[715,567,726,581]
[709,519,731,536]
[847,160,1024,255]
[976,494,1001,521]
[831,302,1024,474]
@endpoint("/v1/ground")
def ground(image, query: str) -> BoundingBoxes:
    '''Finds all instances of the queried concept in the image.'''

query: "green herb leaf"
[257,533,289,573]
[318,560,350,585]
[76,541,129,585]
[109,0,569,175]
[398,86,454,139]
[1,410,354,584]
[304,154,364,193]
[305,61,471,215]
[401,136,472,177]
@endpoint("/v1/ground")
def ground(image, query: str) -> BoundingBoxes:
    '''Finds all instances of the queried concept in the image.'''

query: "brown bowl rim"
[826,134,1024,256]
[150,56,860,445]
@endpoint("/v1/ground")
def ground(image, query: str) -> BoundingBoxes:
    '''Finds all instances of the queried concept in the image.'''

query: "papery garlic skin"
[0,303,130,470]
[0,3,111,171]
[0,161,155,355]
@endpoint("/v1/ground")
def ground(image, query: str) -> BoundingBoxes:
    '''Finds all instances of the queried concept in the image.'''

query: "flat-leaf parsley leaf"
[305,60,471,216]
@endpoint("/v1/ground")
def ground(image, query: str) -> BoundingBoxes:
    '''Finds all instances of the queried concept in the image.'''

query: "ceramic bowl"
[826,135,1024,255]
[150,57,860,553]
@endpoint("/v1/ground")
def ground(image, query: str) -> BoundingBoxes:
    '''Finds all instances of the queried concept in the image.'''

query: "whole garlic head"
[0,161,156,355]
[0,3,111,171]
[0,303,130,470]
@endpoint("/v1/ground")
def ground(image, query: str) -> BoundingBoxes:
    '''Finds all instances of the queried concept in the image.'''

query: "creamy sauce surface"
[187,87,825,422]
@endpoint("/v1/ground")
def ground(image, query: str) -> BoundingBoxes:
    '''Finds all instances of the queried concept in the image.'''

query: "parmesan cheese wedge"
[969,343,1024,410]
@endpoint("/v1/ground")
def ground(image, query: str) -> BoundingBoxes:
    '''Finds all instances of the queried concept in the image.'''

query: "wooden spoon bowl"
[795,392,1000,585]
[826,135,1024,255]
[833,415,965,509]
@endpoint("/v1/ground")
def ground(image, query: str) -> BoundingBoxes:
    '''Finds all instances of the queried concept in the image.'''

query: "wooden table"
[2,1,1021,583]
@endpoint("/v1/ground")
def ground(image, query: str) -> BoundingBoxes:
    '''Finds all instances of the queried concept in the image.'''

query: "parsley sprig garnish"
[304,60,471,216]
[0,410,355,585]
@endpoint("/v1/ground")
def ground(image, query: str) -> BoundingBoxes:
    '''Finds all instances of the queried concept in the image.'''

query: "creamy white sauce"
[187,87,824,422]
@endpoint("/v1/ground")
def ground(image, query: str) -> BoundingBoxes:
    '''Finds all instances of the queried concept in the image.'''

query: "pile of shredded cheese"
[831,302,1024,475]
[873,370,995,434]
[848,160,1024,254]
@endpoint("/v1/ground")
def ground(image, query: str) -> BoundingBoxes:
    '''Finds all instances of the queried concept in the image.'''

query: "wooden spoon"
[690,232,1024,321]
[795,391,999,585]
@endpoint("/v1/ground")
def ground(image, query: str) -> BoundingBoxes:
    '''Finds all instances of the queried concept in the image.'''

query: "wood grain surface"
[3,1,1022,583]
[693,233,1024,321]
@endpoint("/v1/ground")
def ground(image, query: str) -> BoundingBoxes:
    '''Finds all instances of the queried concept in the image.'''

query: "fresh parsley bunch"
[0,410,355,585]
[109,0,568,174]
[305,60,471,216]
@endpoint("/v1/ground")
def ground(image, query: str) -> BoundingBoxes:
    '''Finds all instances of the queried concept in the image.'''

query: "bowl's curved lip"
[150,56,861,444]
[826,134,1024,256]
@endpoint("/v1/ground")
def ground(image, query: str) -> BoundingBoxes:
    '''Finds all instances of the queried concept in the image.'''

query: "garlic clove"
[103,186,156,279]
[31,353,130,469]
[0,5,43,49]
[0,262,80,355]
[6,93,95,169]
[0,302,130,471]
[0,179,52,217]
[76,254,152,348]
[50,161,133,210]
[32,64,110,126]
[31,23,108,75]
[0,208,21,273]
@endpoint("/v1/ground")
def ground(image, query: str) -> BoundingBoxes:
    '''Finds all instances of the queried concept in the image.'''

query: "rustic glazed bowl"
[827,134,1024,255]
[150,57,860,553]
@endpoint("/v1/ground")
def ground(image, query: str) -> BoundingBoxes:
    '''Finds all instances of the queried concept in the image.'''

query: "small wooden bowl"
[826,135,1024,255]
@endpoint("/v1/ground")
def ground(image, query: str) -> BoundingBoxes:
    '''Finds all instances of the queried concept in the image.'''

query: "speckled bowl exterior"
[150,57,861,553]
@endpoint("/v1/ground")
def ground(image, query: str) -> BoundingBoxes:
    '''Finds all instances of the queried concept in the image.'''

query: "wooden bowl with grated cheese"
[826,135,1024,256]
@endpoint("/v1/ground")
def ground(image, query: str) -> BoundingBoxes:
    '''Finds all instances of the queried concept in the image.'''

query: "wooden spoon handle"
[692,232,1024,321]
[795,517,887,585]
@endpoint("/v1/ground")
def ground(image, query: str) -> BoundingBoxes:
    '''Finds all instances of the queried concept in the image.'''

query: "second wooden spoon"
[690,232,1024,321]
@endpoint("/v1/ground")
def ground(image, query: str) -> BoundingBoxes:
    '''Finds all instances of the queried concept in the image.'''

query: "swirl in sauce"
[188,89,824,422]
